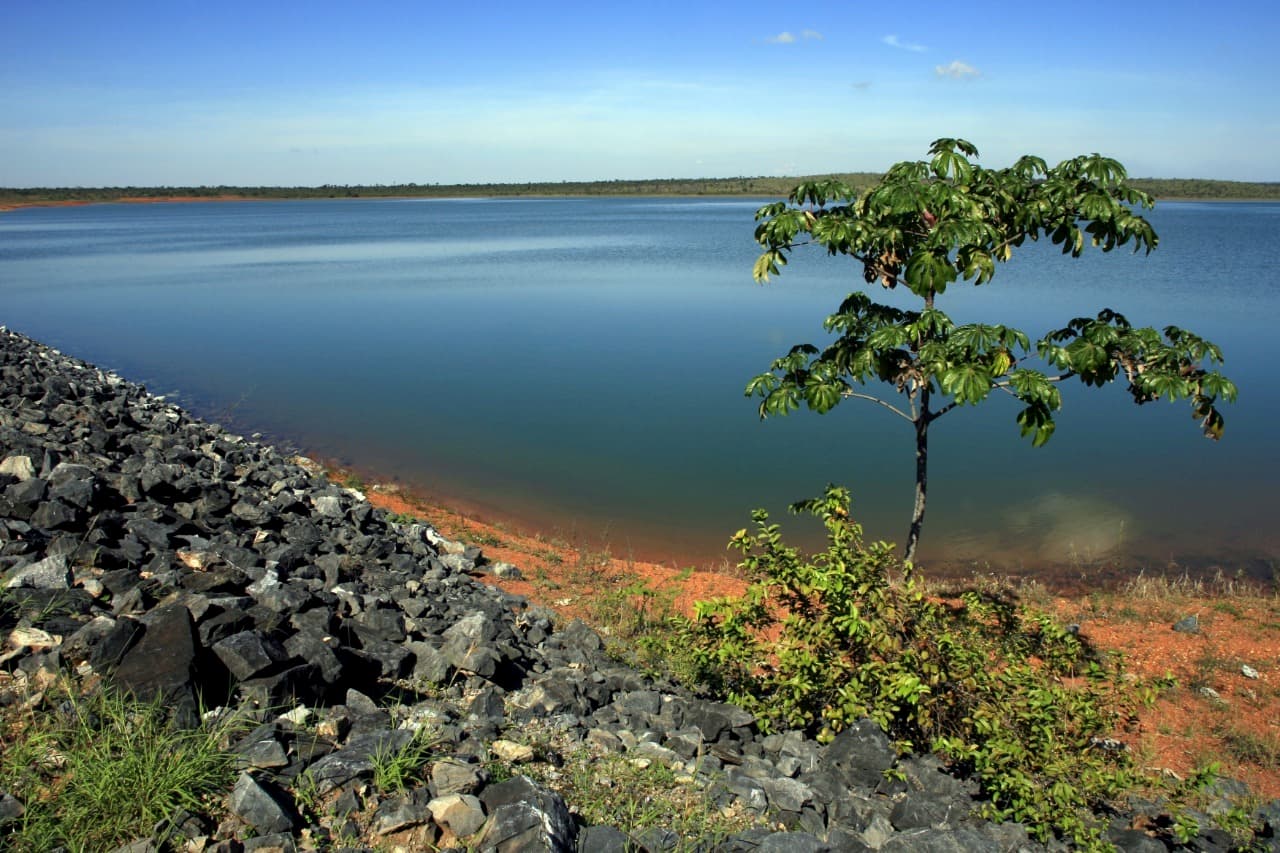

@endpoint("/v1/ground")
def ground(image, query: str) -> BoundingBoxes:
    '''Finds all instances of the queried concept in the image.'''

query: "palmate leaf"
[939,365,993,404]
[805,374,847,413]
[747,139,1233,565]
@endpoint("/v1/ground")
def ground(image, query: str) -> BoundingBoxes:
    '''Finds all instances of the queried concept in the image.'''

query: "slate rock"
[406,640,452,685]
[432,759,488,796]
[480,776,576,850]
[213,630,290,681]
[282,630,345,685]
[305,729,414,793]
[630,827,679,851]
[229,772,298,835]
[0,792,24,826]
[241,832,297,853]
[1173,615,1200,634]
[61,615,142,671]
[575,825,634,853]
[111,604,200,725]
[4,553,72,590]
[883,825,1016,853]
[889,791,963,830]
[374,794,435,836]
[822,718,895,790]
[750,832,830,853]
[1109,828,1168,853]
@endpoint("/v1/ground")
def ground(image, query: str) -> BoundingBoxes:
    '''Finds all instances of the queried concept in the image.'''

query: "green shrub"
[692,486,1140,848]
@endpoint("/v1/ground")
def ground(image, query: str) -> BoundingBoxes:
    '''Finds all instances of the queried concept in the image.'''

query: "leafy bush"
[692,486,1140,847]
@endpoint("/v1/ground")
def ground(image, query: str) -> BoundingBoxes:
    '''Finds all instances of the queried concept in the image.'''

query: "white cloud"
[801,29,823,40]
[765,31,796,44]
[935,60,980,79]
[882,34,926,53]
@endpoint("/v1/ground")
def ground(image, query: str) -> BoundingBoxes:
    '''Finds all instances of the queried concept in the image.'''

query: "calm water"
[2,198,1277,578]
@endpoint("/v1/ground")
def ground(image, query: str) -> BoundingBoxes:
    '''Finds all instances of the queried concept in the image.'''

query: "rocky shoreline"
[1,326,1275,852]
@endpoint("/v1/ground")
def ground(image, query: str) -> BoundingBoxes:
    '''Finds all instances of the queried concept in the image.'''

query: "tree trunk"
[905,390,929,566]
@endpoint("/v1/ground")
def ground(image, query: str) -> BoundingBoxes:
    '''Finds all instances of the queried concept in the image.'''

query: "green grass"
[525,742,755,849]
[370,728,441,795]
[0,688,241,852]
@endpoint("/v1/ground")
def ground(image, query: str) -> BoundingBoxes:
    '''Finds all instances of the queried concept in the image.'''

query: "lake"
[1,197,1277,581]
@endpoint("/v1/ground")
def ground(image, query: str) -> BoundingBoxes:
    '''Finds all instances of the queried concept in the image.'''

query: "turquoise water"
[2,197,1277,577]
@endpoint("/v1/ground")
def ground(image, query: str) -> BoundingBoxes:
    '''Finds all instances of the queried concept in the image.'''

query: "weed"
[370,728,440,795]
[464,529,506,548]
[533,548,565,565]
[691,487,1151,849]
[0,687,239,852]
[527,744,754,848]
[1214,723,1280,769]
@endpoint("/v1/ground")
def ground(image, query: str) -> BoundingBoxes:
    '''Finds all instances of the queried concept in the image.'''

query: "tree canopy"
[748,138,1236,564]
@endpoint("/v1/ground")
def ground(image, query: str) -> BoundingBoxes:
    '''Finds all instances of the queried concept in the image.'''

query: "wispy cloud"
[852,81,872,91]
[882,34,926,53]
[935,60,980,79]
[765,29,822,44]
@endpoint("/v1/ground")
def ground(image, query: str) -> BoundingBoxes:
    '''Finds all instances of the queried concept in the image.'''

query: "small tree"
[749,139,1235,564]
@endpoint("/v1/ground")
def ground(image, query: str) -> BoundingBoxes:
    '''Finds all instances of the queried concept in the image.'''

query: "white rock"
[490,739,535,763]
[0,455,36,481]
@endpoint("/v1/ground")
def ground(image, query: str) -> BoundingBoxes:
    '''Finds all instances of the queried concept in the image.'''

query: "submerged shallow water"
[2,197,1277,578]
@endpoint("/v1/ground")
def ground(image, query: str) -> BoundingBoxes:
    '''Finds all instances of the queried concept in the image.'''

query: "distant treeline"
[3,174,1277,205]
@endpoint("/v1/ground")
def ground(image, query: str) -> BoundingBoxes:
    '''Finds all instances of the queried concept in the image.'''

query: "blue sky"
[2,0,1276,186]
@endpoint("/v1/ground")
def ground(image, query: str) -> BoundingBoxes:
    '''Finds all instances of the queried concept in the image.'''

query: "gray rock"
[432,758,488,796]
[0,792,25,826]
[4,553,72,589]
[374,794,434,835]
[1109,828,1168,853]
[213,630,289,681]
[479,776,576,851]
[880,824,998,850]
[889,792,963,830]
[1173,614,1200,633]
[229,772,298,835]
[576,825,633,853]
[761,775,815,814]
[822,718,895,790]
[406,640,452,685]
[750,832,830,853]
[111,603,199,725]
[241,832,297,853]
[305,729,414,793]
[631,827,679,851]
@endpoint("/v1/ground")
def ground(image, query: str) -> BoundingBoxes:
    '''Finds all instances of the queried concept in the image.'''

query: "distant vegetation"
[4,174,1276,207]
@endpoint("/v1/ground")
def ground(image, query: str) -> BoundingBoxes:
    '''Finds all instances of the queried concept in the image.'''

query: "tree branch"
[928,401,960,421]
[990,371,1077,390]
[842,391,914,423]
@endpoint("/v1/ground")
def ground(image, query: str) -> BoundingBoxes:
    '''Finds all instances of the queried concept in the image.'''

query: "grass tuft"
[1,687,240,852]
